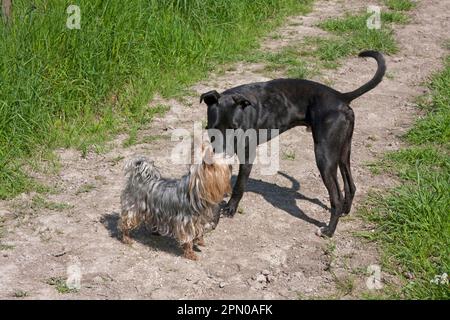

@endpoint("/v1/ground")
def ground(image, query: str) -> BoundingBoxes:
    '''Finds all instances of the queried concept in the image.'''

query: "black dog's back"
[221,50,385,132]
[224,50,385,109]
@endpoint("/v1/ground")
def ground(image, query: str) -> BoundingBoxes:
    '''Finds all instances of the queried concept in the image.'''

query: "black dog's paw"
[341,203,352,216]
[315,226,334,238]
[219,201,237,217]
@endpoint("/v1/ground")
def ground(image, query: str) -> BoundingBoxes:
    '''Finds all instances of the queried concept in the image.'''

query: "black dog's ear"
[232,93,253,108]
[200,90,220,105]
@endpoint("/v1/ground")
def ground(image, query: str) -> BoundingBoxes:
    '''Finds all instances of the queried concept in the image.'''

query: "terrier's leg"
[182,241,198,260]
[119,210,140,244]
[195,236,205,247]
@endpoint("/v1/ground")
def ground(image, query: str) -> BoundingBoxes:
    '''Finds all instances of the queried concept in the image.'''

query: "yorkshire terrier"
[119,141,231,260]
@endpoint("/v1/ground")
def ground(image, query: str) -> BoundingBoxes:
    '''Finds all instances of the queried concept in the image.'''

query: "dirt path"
[1,0,449,299]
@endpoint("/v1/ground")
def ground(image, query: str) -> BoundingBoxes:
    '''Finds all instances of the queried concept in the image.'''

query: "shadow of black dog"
[235,171,328,228]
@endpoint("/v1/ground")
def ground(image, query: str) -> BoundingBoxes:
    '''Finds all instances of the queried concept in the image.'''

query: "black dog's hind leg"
[339,111,356,215]
[221,163,253,217]
[313,112,350,237]
[315,145,342,237]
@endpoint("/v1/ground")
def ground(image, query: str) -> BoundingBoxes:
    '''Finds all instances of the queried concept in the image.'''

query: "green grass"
[360,56,450,300]
[46,277,77,294]
[0,243,15,250]
[0,0,313,199]
[263,45,316,78]
[242,9,407,77]
[282,150,296,160]
[311,11,408,64]
[407,62,450,145]
[31,195,74,211]
[75,183,95,195]
[319,12,409,33]
[384,0,416,11]
[13,290,28,298]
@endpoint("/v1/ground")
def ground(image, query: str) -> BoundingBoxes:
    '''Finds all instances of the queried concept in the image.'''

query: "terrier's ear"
[232,93,253,108]
[202,142,214,165]
[200,90,221,105]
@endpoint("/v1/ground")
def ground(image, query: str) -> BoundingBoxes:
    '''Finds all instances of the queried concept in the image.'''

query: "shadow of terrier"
[100,212,186,257]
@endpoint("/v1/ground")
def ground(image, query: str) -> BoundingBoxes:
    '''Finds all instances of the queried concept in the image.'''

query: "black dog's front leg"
[221,163,253,217]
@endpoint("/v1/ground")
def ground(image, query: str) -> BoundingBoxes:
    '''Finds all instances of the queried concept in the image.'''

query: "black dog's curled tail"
[341,51,386,103]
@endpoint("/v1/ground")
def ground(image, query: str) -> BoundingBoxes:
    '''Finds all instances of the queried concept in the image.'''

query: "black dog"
[200,51,385,237]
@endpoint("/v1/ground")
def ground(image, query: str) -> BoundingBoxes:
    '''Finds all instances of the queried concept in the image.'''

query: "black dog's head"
[200,90,254,154]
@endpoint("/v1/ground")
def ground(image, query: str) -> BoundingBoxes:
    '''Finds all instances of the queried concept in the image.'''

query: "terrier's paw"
[183,252,199,261]
[122,235,134,245]
[195,238,206,247]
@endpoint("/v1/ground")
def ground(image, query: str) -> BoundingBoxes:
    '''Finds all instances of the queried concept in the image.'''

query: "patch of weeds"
[263,46,315,78]
[360,291,390,300]
[13,290,28,298]
[75,183,96,195]
[109,155,125,166]
[123,105,170,148]
[238,51,268,64]
[140,134,170,144]
[367,146,449,181]
[323,240,337,271]
[384,0,416,11]
[270,33,283,40]
[319,12,408,33]
[385,72,395,80]
[136,104,170,125]
[225,65,238,72]
[94,175,107,184]
[31,195,74,212]
[298,292,340,300]
[282,150,296,160]
[34,183,61,195]
[406,60,450,145]
[382,11,410,24]
[46,277,77,294]
[351,266,370,277]
[0,243,15,250]
[0,163,33,200]
[122,126,139,148]
[334,275,355,296]
[365,162,382,175]
[305,11,405,67]
[0,216,6,238]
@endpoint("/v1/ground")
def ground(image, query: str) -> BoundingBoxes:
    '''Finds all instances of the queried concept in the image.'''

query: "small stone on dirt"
[219,282,226,288]
[0,209,11,217]
[256,274,266,283]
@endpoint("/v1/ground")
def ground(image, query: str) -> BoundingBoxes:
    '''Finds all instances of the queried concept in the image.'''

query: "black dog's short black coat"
[201,51,386,237]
